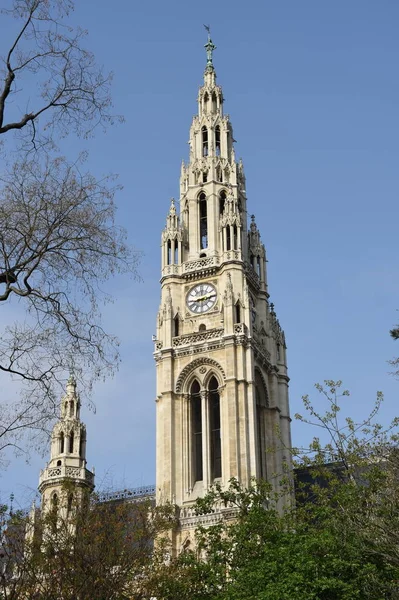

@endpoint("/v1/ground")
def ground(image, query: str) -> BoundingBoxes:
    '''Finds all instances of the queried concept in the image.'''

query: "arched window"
[219,190,226,216]
[233,225,238,250]
[50,493,58,531]
[209,377,222,479]
[235,302,241,324]
[174,315,179,337]
[57,459,61,466]
[60,432,64,454]
[79,435,83,457]
[216,166,223,183]
[226,226,231,251]
[174,241,178,265]
[199,323,206,332]
[167,240,172,265]
[204,92,209,113]
[201,126,208,157]
[203,170,208,183]
[69,431,74,454]
[191,381,203,482]
[199,193,208,250]
[257,256,261,277]
[211,92,217,113]
[215,125,221,156]
[255,370,268,480]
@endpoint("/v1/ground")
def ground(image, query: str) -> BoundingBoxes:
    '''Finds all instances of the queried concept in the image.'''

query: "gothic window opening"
[209,377,222,479]
[69,431,74,454]
[215,125,221,156]
[226,226,231,251]
[60,432,64,453]
[233,225,238,250]
[219,190,226,216]
[51,493,58,530]
[224,168,229,184]
[67,493,73,514]
[191,380,203,482]
[199,323,206,332]
[203,170,208,183]
[202,126,208,157]
[57,460,61,466]
[199,193,208,250]
[79,435,83,457]
[174,242,178,264]
[174,315,179,337]
[203,92,209,113]
[250,254,255,269]
[167,240,172,265]
[216,166,223,182]
[211,92,217,113]
[70,401,74,417]
[235,302,241,324]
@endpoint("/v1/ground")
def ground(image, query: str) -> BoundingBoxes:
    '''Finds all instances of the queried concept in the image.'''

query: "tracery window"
[215,125,221,156]
[190,375,222,485]
[199,193,208,250]
[191,380,203,482]
[202,126,208,156]
[209,377,222,479]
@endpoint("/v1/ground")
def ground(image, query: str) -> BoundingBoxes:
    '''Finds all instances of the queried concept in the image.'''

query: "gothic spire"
[204,27,216,73]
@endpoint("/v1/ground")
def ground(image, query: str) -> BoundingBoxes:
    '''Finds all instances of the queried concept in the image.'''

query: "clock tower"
[154,34,291,550]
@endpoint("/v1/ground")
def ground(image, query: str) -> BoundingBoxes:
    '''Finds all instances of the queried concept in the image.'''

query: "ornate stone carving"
[176,357,226,393]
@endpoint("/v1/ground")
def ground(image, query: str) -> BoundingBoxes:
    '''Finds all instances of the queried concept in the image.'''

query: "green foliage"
[151,382,399,600]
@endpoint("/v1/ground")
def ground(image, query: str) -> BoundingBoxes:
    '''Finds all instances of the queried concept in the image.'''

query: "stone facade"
[155,36,292,552]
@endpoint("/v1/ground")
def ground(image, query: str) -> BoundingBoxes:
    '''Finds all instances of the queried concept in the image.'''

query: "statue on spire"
[203,25,216,71]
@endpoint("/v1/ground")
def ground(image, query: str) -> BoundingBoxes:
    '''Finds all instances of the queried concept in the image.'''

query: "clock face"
[186,283,217,314]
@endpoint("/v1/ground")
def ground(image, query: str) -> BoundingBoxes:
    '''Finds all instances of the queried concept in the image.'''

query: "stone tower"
[38,376,95,523]
[154,35,291,549]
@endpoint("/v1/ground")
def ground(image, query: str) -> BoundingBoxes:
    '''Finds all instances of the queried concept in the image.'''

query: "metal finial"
[204,26,216,71]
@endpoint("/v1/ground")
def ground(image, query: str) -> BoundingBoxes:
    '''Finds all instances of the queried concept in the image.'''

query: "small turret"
[38,376,94,524]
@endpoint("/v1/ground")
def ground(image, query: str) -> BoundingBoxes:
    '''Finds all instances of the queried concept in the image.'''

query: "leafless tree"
[0,0,122,149]
[0,1,138,462]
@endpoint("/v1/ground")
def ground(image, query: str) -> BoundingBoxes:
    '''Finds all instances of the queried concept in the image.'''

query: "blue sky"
[1,0,398,508]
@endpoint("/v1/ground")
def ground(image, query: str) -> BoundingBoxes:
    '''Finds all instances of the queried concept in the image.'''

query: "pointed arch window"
[203,92,209,113]
[202,126,208,157]
[60,431,64,454]
[167,240,172,265]
[209,377,222,479]
[235,302,241,324]
[199,193,208,250]
[219,190,226,216]
[233,225,238,250]
[67,493,73,515]
[215,125,221,156]
[211,92,217,113]
[226,226,231,251]
[69,431,74,454]
[174,315,180,337]
[191,380,203,482]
